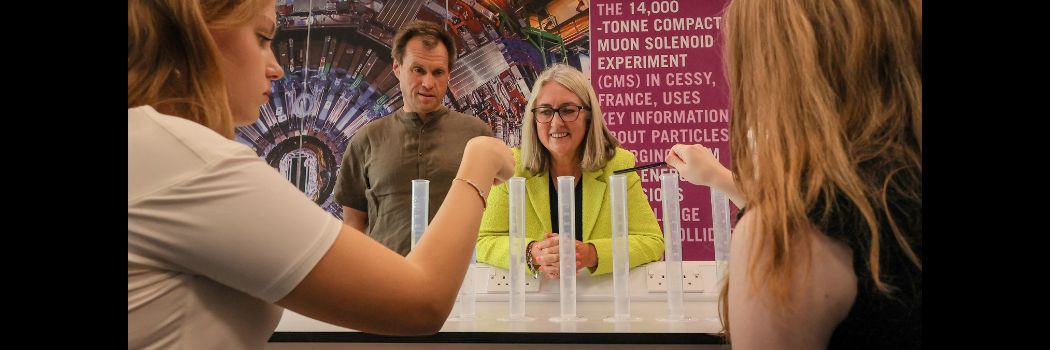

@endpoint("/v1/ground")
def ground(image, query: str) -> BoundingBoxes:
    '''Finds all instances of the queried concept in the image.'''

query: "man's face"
[393,37,450,114]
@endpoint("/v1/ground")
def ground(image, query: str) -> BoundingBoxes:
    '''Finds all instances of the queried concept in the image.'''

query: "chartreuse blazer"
[476,147,664,275]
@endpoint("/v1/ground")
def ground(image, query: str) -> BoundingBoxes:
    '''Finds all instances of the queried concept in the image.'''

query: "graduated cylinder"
[410,179,429,250]
[659,173,689,322]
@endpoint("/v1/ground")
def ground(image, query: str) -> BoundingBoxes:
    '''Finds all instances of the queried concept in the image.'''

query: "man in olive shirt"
[334,21,492,255]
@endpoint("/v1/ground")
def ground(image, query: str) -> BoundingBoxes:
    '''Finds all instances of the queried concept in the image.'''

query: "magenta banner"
[591,0,732,261]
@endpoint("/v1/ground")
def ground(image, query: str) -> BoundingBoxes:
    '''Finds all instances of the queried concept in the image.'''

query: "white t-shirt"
[128,106,341,349]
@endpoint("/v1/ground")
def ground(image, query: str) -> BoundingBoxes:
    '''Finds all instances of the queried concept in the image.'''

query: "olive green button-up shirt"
[334,106,493,255]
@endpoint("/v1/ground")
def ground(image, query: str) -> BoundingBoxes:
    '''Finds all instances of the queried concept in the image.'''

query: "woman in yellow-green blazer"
[475,64,664,279]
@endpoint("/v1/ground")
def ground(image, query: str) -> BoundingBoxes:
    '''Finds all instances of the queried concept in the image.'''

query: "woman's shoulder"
[730,208,857,346]
[603,148,637,173]
[510,147,533,178]
[128,105,252,161]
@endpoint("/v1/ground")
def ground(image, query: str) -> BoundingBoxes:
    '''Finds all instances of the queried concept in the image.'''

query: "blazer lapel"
[526,173,552,234]
[582,169,607,241]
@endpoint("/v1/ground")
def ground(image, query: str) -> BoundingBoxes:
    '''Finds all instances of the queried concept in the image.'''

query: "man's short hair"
[391,20,457,69]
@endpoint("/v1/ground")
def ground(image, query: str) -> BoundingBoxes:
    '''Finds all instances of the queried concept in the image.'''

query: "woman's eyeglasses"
[531,105,589,123]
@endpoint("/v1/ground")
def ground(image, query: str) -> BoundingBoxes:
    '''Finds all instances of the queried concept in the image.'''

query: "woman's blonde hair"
[520,64,619,175]
[128,0,268,139]
[719,0,922,337]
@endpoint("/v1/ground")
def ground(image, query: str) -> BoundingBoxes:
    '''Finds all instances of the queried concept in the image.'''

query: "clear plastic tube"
[410,179,429,251]
[603,175,640,322]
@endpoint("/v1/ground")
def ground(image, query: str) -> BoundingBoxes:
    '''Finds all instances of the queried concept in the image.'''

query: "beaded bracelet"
[524,241,539,278]
[454,177,487,209]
